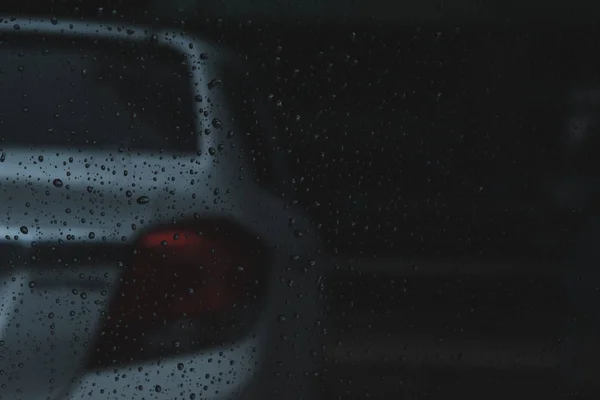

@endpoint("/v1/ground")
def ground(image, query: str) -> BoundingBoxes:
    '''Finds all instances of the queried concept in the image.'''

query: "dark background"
[213,14,599,399]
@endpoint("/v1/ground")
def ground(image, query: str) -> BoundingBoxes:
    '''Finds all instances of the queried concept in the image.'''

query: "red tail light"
[87,219,269,368]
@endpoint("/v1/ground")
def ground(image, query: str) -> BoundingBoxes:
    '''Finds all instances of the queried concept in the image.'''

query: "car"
[0,16,323,400]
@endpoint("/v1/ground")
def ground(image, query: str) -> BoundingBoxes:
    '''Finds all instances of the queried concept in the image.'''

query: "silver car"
[0,16,321,400]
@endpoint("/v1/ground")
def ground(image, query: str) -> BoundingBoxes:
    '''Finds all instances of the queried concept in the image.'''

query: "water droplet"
[211,118,222,129]
[80,292,87,300]
[136,196,149,205]
[200,53,209,60]
[38,155,44,162]
[155,385,162,393]
[88,232,95,239]
[28,281,36,288]
[19,226,28,234]
[207,79,222,90]
[194,95,203,103]
[0,153,5,162]
[50,17,58,25]
[48,312,54,319]
[52,179,63,188]
[208,147,216,156]
[177,363,184,370]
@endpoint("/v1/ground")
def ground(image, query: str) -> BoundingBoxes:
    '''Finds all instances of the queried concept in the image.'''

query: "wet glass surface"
[0,2,599,400]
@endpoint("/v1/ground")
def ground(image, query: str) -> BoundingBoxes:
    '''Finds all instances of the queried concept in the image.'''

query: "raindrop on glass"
[136,196,150,205]
[211,118,222,129]
[207,79,222,90]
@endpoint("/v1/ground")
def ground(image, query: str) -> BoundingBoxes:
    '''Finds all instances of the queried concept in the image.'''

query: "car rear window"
[0,34,197,153]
